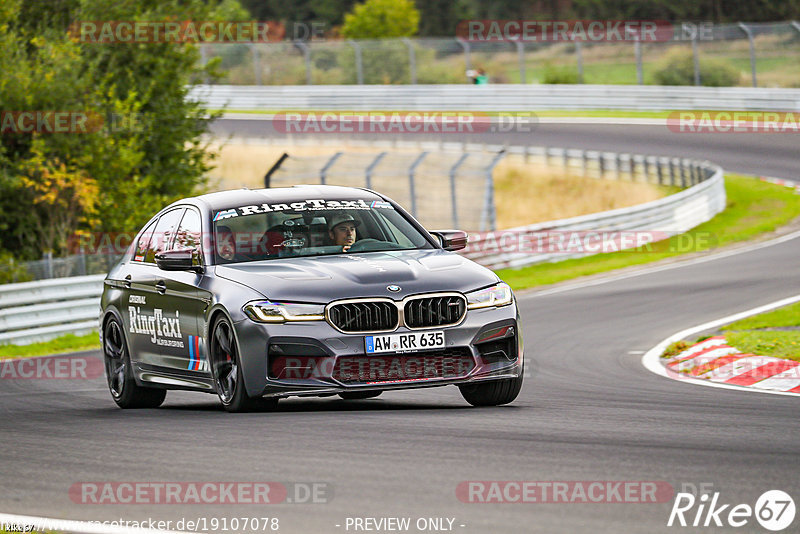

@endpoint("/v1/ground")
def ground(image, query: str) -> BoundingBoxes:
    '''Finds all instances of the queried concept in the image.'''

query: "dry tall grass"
[208,142,670,230]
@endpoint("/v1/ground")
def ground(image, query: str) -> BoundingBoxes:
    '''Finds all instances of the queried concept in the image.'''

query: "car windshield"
[211,197,433,264]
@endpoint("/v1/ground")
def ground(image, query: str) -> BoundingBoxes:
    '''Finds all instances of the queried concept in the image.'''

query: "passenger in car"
[215,225,236,261]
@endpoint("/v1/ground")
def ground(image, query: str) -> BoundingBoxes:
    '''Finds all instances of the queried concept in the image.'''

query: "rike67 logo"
[668,489,795,531]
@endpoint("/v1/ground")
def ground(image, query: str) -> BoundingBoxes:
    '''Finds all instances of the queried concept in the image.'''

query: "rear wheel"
[210,317,277,413]
[103,317,166,409]
[458,374,523,407]
[339,391,382,400]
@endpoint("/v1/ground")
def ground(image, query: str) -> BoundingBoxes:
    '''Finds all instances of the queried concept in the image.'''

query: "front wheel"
[458,374,523,407]
[103,316,166,409]
[210,317,277,413]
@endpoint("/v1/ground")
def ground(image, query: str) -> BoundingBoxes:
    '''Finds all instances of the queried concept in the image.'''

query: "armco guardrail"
[190,84,800,112]
[0,274,104,345]
[462,154,724,269]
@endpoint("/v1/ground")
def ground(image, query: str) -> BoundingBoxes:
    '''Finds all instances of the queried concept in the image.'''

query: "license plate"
[365,331,445,354]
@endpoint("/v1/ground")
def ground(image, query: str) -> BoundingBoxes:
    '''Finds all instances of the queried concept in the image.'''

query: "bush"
[0,251,32,284]
[540,63,579,84]
[652,48,740,87]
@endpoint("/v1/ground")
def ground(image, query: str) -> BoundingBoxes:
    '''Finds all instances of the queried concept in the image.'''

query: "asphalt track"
[1,120,799,533]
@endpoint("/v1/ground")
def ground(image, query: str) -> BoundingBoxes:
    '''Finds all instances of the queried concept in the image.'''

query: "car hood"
[214,249,499,303]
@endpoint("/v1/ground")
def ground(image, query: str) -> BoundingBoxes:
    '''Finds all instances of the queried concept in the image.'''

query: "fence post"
[402,38,417,84]
[200,44,210,84]
[737,22,757,87]
[250,44,261,85]
[575,41,584,83]
[692,33,701,86]
[634,39,643,85]
[456,38,472,74]
[449,153,469,228]
[513,39,526,83]
[347,40,364,85]
[408,152,428,218]
[293,41,312,85]
[44,251,53,280]
[320,152,343,185]
[481,150,506,231]
[669,159,676,186]
[365,151,387,189]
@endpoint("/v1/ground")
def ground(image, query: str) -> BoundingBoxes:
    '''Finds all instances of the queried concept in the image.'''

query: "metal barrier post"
[738,23,757,87]
[365,151,387,189]
[251,44,261,85]
[481,150,506,231]
[656,158,664,185]
[576,41,584,83]
[408,152,428,218]
[633,37,643,85]
[320,152,343,185]
[449,153,469,228]
[293,41,312,85]
[692,34,701,86]
[402,38,417,84]
[456,38,472,73]
[513,39,526,83]
[347,40,364,85]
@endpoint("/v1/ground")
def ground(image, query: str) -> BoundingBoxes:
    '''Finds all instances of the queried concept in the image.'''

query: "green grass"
[0,332,100,360]
[725,330,800,362]
[716,300,800,362]
[497,175,800,290]
[723,302,800,331]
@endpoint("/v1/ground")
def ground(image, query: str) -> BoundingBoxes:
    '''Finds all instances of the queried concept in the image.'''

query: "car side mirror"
[432,230,468,252]
[155,249,203,273]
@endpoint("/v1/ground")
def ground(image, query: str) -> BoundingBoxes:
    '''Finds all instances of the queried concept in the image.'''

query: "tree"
[341,0,420,39]
[0,0,245,260]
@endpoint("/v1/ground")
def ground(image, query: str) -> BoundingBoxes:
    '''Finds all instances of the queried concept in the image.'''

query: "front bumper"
[233,304,523,399]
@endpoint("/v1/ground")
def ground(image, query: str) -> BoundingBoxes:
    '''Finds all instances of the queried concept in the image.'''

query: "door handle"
[123,275,132,288]
[155,280,167,294]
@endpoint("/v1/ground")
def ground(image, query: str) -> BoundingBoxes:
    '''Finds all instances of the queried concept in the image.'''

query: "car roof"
[187,185,385,212]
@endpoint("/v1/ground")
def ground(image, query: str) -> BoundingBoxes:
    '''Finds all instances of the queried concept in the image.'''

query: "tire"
[339,391,382,400]
[458,374,523,407]
[210,316,277,413]
[103,316,166,409]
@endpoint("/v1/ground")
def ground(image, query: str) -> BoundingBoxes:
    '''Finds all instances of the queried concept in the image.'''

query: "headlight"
[243,301,325,323]
[466,283,513,310]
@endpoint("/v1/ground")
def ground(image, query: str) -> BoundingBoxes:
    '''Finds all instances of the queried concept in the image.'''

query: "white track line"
[0,512,189,534]
[641,294,800,397]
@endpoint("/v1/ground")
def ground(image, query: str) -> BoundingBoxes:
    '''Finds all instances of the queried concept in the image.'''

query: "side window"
[172,208,203,265]
[145,208,185,263]
[133,220,157,262]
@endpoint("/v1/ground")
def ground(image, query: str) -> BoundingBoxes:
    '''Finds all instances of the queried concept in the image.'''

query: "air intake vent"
[327,301,398,333]
[404,295,466,328]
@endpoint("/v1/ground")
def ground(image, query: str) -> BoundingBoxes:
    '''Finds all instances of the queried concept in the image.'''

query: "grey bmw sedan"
[100,185,523,412]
